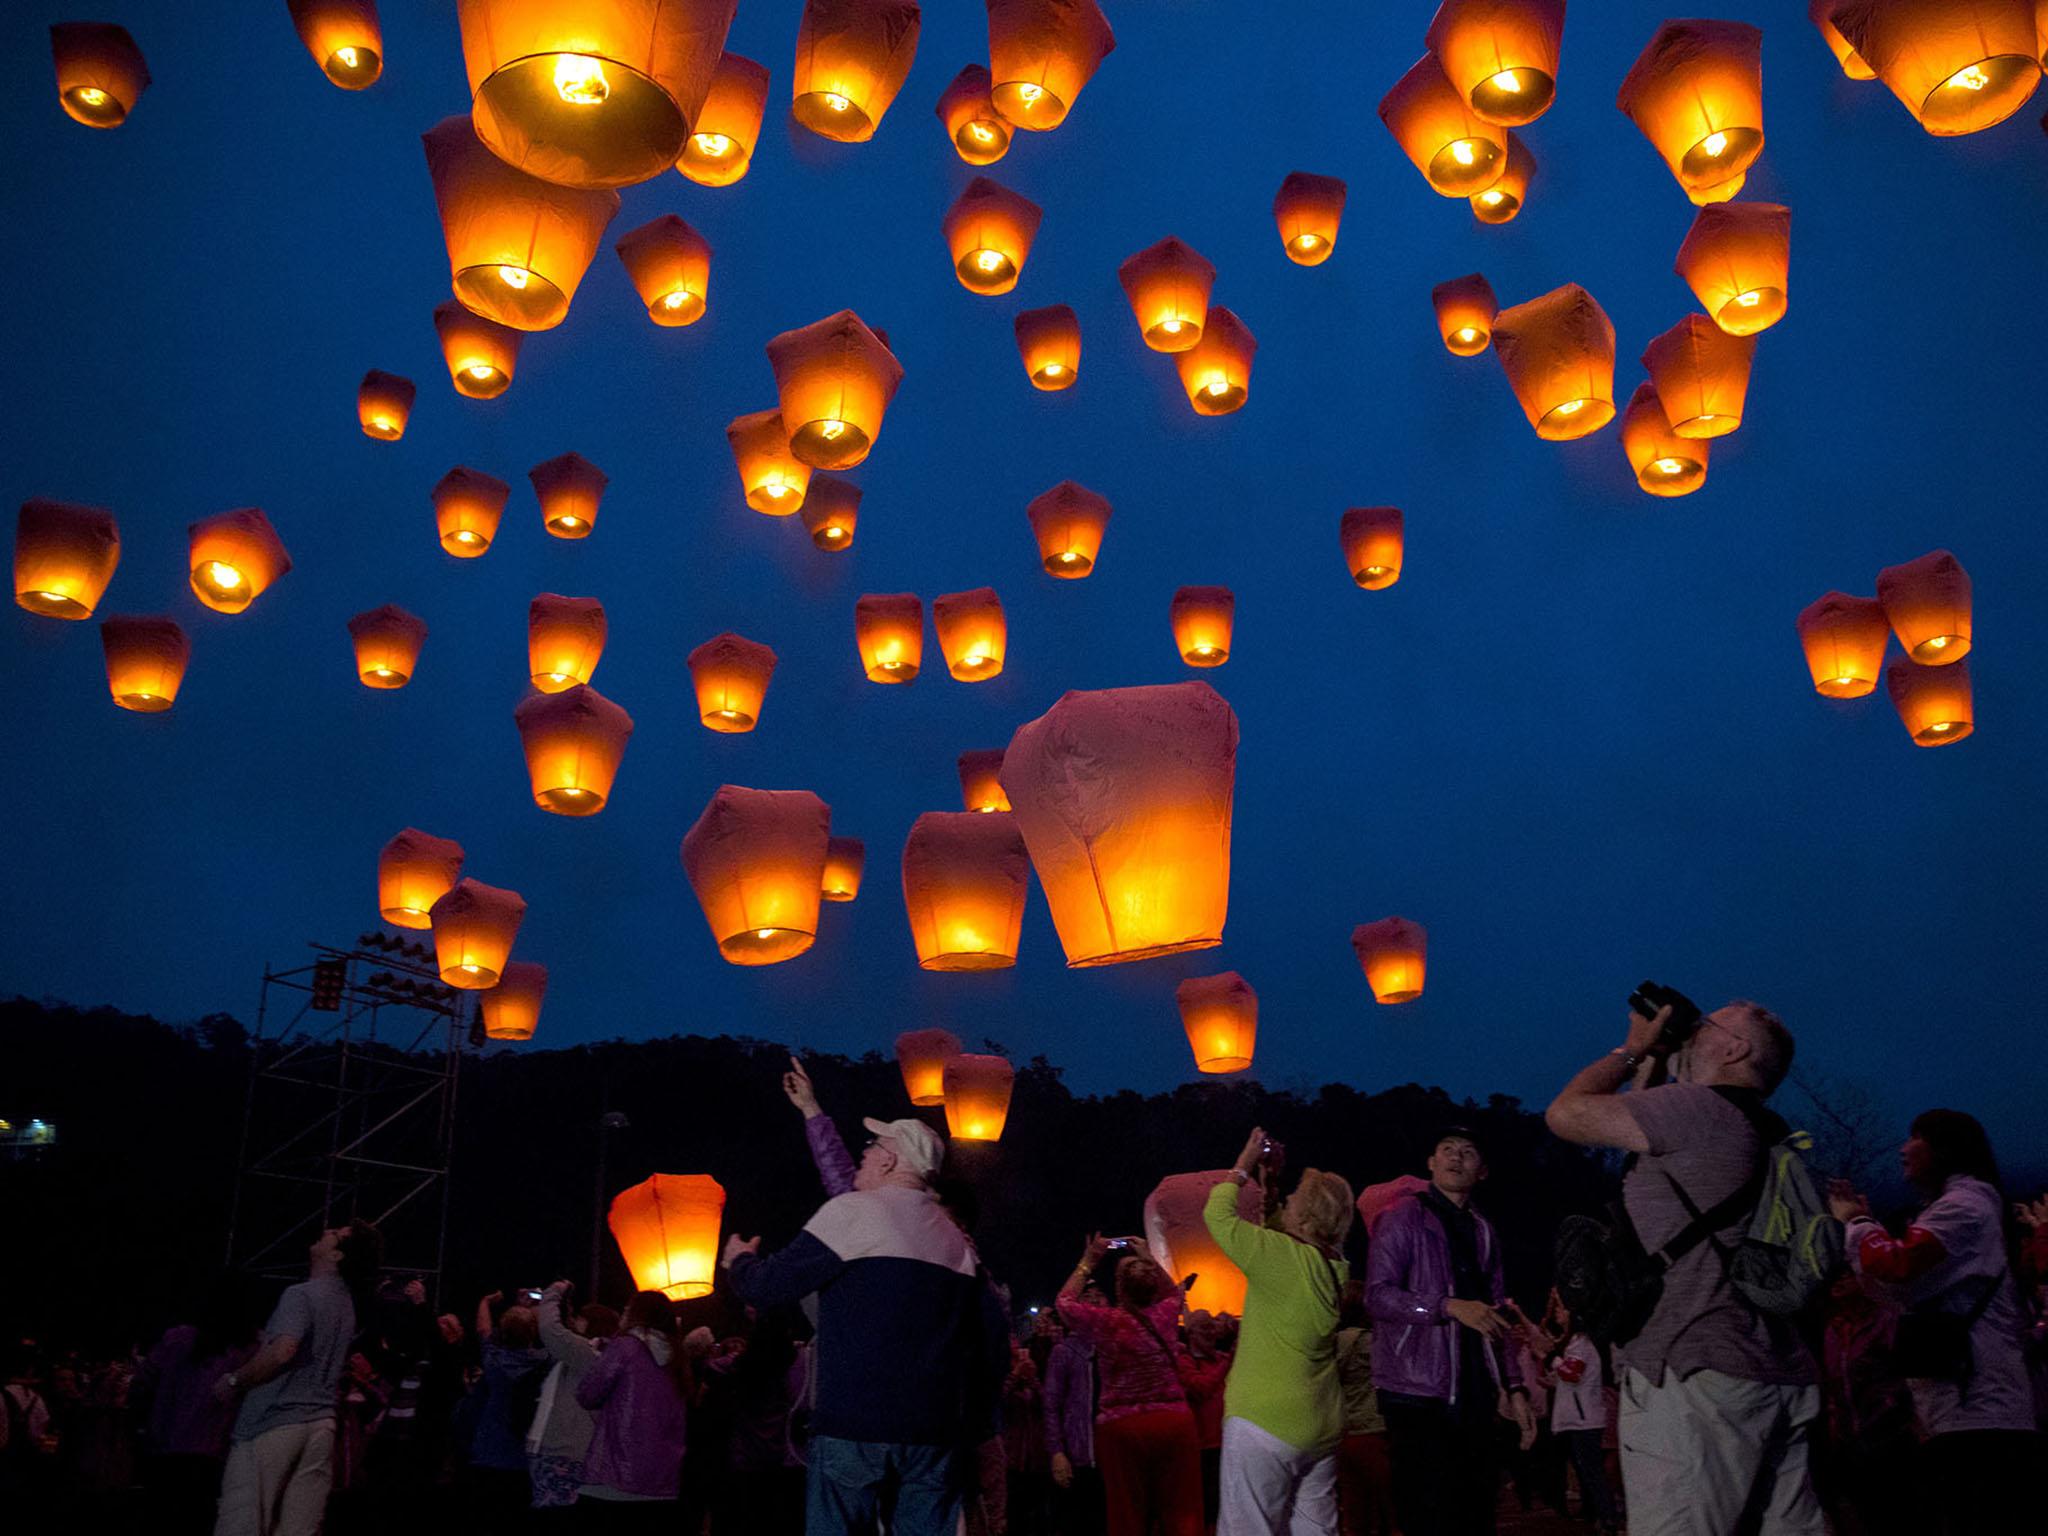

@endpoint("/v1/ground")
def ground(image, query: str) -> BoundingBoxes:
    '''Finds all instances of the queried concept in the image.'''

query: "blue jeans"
[806,1435,960,1536]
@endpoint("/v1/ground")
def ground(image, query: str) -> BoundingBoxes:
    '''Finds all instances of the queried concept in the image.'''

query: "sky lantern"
[1118,237,1215,352]
[1014,305,1081,390]
[1886,657,1973,745]
[481,960,547,1040]
[1177,971,1257,1074]
[725,409,811,515]
[1175,308,1256,415]
[1675,201,1790,336]
[895,1028,961,1105]
[1796,592,1891,698]
[1378,53,1508,197]
[1471,131,1533,222]
[357,371,416,440]
[50,22,148,127]
[680,784,832,965]
[1619,381,1709,496]
[766,311,904,469]
[942,1053,1015,1141]
[430,877,526,988]
[1641,314,1756,439]
[822,836,865,902]
[688,632,777,732]
[608,1174,726,1301]
[378,827,464,930]
[937,63,1010,163]
[801,475,860,551]
[958,749,1012,813]
[515,684,633,815]
[530,452,610,538]
[434,302,521,398]
[1144,1172,1262,1314]
[434,466,510,557]
[457,0,735,187]
[1424,0,1565,124]
[1810,0,1877,78]
[347,604,427,688]
[1829,0,2041,134]
[422,115,621,332]
[99,616,187,713]
[1000,681,1238,967]
[15,499,119,620]
[1340,506,1404,590]
[791,0,922,141]
[679,51,768,184]
[188,509,290,614]
[933,587,1007,681]
[943,177,1042,296]
[1432,272,1499,356]
[901,811,1031,970]
[1027,480,1109,576]
[856,592,924,682]
[1352,917,1427,1004]
[986,0,1117,129]
[1877,549,1971,663]
[1685,171,1745,207]
[1616,20,1764,199]
[613,213,711,326]
[288,0,382,88]
[528,594,607,692]
[1272,172,1346,265]
[1491,283,1616,439]
[1171,585,1235,666]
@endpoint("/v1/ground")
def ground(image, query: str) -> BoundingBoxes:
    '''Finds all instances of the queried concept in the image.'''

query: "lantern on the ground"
[1829,0,2041,135]
[482,960,547,1040]
[767,311,904,469]
[823,836,865,902]
[1175,309,1256,416]
[357,371,416,441]
[516,685,633,815]
[1014,305,1081,389]
[1273,172,1346,265]
[430,877,526,987]
[1471,131,1532,222]
[1171,586,1235,666]
[902,812,1030,970]
[1616,20,1764,199]
[435,302,522,398]
[1341,507,1404,590]
[679,51,768,184]
[791,0,922,141]
[944,177,1042,296]
[1118,238,1215,352]
[289,0,382,88]
[15,499,119,619]
[1379,53,1508,197]
[1491,283,1616,439]
[528,594,607,692]
[938,64,1010,163]
[1424,0,1565,124]
[726,410,811,514]
[680,785,833,964]
[378,827,465,929]
[1144,1172,1262,1314]
[896,1028,962,1104]
[609,1174,726,1300]
[434,467,510,557]
[933,587,1007,681]
[1353,917,1427,1003]
[1432,272,1499,356]
[1641,314,1754,439]
[1177,972,1256,1074]
[689,632,777,732]
[99,616,187,713]
[1811,0,1876,78]
[1028,481,1109,576]
[1675,202,1790,336]
[51,22,148,127]
[987,0,1116,129]
[348,604,427,688]
[1619,382,1708,497]
[614,214,711,326]
[1887,657,1972,745]
[801,475,860,550]
[958,750,1012,813]
[856,592,924,682]
[1000,681,1237,967]
[943,1054,1015,1140]
[188,509,291,614]
[1877,550,1971,663]
[530,452,610,539]
[1796,592,1890,698]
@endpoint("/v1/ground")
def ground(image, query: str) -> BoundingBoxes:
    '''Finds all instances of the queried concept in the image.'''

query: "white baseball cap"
[862,1117,945,1181]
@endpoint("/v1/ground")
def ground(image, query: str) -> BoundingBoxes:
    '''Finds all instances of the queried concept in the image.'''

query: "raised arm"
[723,1229,846,1310]
[786,1055,858,1197]
[1544,1007,1672,1152]
[538,1281,596,1365]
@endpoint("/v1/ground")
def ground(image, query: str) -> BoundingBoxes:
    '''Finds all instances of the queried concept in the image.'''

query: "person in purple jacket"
[1365,1127,1535,1536]
[574,1291,691,1529]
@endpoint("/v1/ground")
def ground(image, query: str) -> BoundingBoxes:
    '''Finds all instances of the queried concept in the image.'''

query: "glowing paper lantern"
[856,593,924,682]
[288,0,382,88]
[515,684,633,815]
[1491,283,1616,439]
[942,1053,1015,1141]
[1616,20,1764,198]
[823,836,866,902]
[347,604,427,688]
[1027,480,1109,576]
[1144,1171,1262,1314]
[1379,53,1508,197]
[679,785,832,964]
[528,594,607,692]
[481,960,547,1040]
[357,371,416,440]
[435,302,522,398]
[1432,272,1499,356]
[457,0,736,187]
[1352,917,1427,1004]
[15,499,119,620]
[896,1028,962,1104]
[679,51,768,184]
[99,616,187,713]
[1171,586,1235,666]
[1641,314,1755,439]
[1796,592,1890,698]
[434,467,511,557]
[1687,171,1746,207]
[801,475,860,551]
[901,812,1030,970]
[1175,308,1256,416]
[608,1174,726,1301]
[958,749,1012,813]
[1675,202,1790,336]
[1829,0,2040,134]
[51,22,148,127]
[938,63,1010,163]
[1340,507,1404,590]
[1424,0,1565,124]
[987,0,1117,130]
[767,311,905,469]
[1618,382,1708,497]
[1118,238,1216,353]
[1877,550,1971,663]
[530,452,610,539]
[613,214,711,327]
[1471,131,1533,222]
[944,177,1042,296]
[1809,0,1876,79]
[726,410,812,515]
[1272,172,1346,265]
[688,632,777,732]
[430,877,526,988]
[1177,971,1256,1074]
[188,509,291,614]
[791,0,922,141]
[378,827,465,929]
[1000,681,1238,967]
[1886,657,1973,745]
[933,587,1007,681]
[1014,305,1081,390]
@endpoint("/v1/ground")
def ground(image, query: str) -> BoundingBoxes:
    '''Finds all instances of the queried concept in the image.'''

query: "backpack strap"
[1649,1163,1766,1272]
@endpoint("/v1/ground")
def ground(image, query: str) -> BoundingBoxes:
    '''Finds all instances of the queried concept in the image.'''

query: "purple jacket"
[1041,1335,1095,1467]
[575,1333,688,1498]
[1365,1191,1522,1406]
[806,1114,857,1198]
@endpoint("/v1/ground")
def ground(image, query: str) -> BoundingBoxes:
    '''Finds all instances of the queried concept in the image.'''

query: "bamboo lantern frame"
[958,749,1012,813]
[791,0,922,142]
[896,1028,962,1105]
[1272,172,1346,265]
[801,474,860,550]
[528,594,608,692]
[1796,592,1890,698]
[289,0,383,89]
[430,877,526,988]
[942,1053,1015,1141]
[726,409,812,514]
[515,684,634,815]
[1829,0,2041,134]
[937,63,1010,163]
[822,836,865,902]
[1431,272,1499,356]
[614,213,711,326]
[608,1174,727,1300]
[1379,53,1508,197]
[1877,549,1971,663]
[435,302,522,398]
[987,0,1116,130]
[1175,308,1256,416]
[933,587,1007,681]
[1340,506,1404,590]
[1675,202,1790,336]
[1013,304,1081,390]
[16,498,120,620]
[434,466,511,557]
[679,51,768,185]
[379,828,465,930]
[348,604,428,688]
[481,960,547,1040]
[1027,480,1110,576]
[943,177,1042,296]
[1171,585,1235,666]
[100,615,188,713]
[766,311,904,470]
[1491,283,1616,439]
[1424,0,1565,124]
[856,592,924,682]
[51,22,149,128]
[1641,313,1755,439]
[679,784,833,965]
[1810,0,1877,78]
[188,509,291,614]
[1616,20,1764,196]
[1177,971,1256,1074]
[1353,916,1428,1004]
[530,451,610,538]
[357,370,417,440]
[901,811,1031,970]
[1118,237,1216,352]
[1886,656,1973,745]
[1618,382,1708,497]
[1471,130,1533,222]
[688,631,778,732]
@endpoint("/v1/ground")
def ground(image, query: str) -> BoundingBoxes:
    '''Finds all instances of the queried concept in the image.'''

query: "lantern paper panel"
[1014,304,1081,389]
[1471,131,1533,222]
[481,960,547,1040]
[958,749,1012,813]
[726,409,812,514]
[430,877,526,988]
[856,592,924,682]
[1424,0,1566,124]
[1676,202,1790,336]
[1027,480,1109,576]
[943,176,1043,296]
[528,594,608,692]
[1887,656,1973,745]
[1619,382,1709,497]
[943,1053,1015,1141]
[1353,917,1427,1004]
[288,0,383,88]
[100,615,188,713]
[679,51,769,184]
[986,0,1116,130]
[766,311,904,469]
[435,466,511,557]
[1810,0,1876,77]
[1432,272,1499,356]
[1177,971,1257,1073]
[823,836,866,902]
[1796,592,1890,698]
[901,811,1031,970]
[348,604,428,688]
[1340,507,1404,590]
[357,370,416,440]
[1171,586,1235,666]
[1491,283,1616,439]
[1175,308,1256,416]
[614,214,711,326]
[1641,314,1755,439]
[51,22,149,128]
[1118,238,1216,352]
[1378,53,1507,197]
[896,1028,962,1105]
[515,684,634,815]
[530,452,611,538]
[1273,172,1346,265]
[1829,0,2041,135]
[937,63,1010,163]
[802,474,860,550]
[791,0,922,142]
[435,301,522,397]
[1687,170,1746,207]
[689,631,778,732]
[1877,549,1971,663]
[1615,20,1764,196]
[189,509,291,614]
[933,587,1007,681]
[378,827,465,929]
[16,498,120,619]
[608,1174,727,1300]
[680,785,833,965]
[1143,1171,1263,1315]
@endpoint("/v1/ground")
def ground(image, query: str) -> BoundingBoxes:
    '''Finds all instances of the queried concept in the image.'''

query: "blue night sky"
[4,4,2045,1166]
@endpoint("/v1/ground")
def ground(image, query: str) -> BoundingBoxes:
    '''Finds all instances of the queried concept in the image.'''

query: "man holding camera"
[1545,989,1822,1536]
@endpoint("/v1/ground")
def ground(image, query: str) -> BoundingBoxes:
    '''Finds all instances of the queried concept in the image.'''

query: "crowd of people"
[4,996,2046,1536]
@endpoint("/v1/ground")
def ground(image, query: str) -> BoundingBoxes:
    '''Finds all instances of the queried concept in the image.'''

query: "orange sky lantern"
[943,1053,1015,1140]
[1641,314,1755,439]
[1886,656,1973,745]
[767,311,904,469]
[16,499,119,620]
[529,451,610,538]
[1424,0,1565,124]
[901,811,1031,970]
[1352,916,1427,1003]
[801,474,860,551]
[430,877,526,988]
[188,509,291,614]
[856,592,924,682]
[435,301,522,398]
[348,604,427,688]
[1378,53,1508,196]
[1619,381,1709,496]
[791,0,922,141]
[481,959,547,1040]
[680,784,833,965]
[1675,201,1790,336]
[51,22,148,127]
[937,64,1010,163]
[944,177,1042,296]
[725,409,811,515]
[614,213,711,326]
[822,836,865,902]
[99,616,187,713]
[288,0,382,88]
[1617,20,1764,198]
[1811,0,1877,77]
[689,632,777,732]
[1273,172,1346,265]
[933,587,1007,681]
[1877,549,1971,663]
[1829,0,2041,134]
[1491,283,1616,439]
[378,827,465,929]
[679,51,768,184]
[1175,308,1256,415]
[1796,592,1891,698]
[1432,272,1499,356]
[1686,171,1746,207]
[1471,130,1533,221]
[1014,304,1081,390]
[434,466,510,557]
[1144,1172,1262,1314]
[1340,506,1404,590]
[987,0,1116,129]
[516,684,633,815]
[528,594,607,692]
[1118,238,1215,353]
[357,370,416,440]
[895,1028,961,1104]
[1177,971,1257,1074]
[608,1174,726,1300]
[958,749,1012,813]
[1171,585,1235,666]
[1027,480,1109,576]
[1001,681,1238,967]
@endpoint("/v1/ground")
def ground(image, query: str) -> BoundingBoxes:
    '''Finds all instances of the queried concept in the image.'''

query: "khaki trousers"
[1618,1367,1824,1536]
[213,1417,336,1536]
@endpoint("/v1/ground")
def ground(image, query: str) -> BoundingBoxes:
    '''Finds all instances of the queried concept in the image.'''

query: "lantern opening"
[553,55,610,105]
[721,926,813,962]
[64,86,123,125]
[472,52,686,188]
[1683,126,1758,183]
[1916,55,2039,131]
[456,264,568,331]
[1472,66,1552,119]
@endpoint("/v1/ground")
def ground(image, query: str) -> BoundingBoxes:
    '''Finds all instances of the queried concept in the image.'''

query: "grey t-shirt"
[1619,1083,1816,1388]
[233,1274,356,1440]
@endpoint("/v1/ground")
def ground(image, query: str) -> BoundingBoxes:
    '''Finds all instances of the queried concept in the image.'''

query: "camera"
[1102,1238,1131,1251]
[1628,980,1703,1050]
[519,1287,545,1306]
